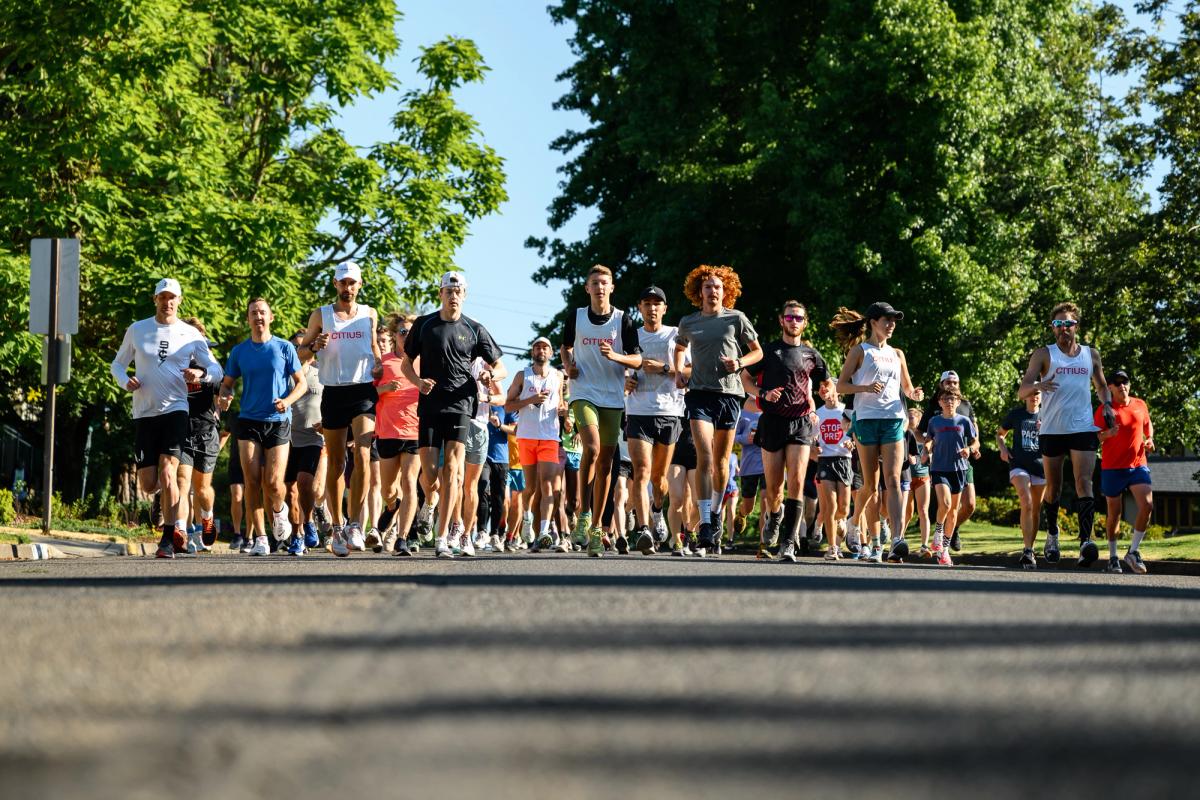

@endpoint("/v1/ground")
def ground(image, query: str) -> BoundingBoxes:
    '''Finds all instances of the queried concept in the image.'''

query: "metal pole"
[42,239,59,534]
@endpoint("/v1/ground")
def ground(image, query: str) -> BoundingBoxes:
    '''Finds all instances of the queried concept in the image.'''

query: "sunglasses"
[1051,319,1078,328]
[395,328,409,336]
[782,314,806,322]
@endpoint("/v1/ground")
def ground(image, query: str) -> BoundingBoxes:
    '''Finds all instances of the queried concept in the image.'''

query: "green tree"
[532,0,1145,441]
[0,0,506,499]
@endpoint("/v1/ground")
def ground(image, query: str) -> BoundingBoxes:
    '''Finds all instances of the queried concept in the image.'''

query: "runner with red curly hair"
[672,265,762,556]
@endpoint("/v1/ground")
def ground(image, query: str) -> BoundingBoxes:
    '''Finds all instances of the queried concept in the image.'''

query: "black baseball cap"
[866,301,904,320]
[1107,370,1130,385]
[639,285,667,302]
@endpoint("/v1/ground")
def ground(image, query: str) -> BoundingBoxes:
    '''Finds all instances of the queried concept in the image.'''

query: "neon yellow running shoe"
[587,527,604,558]
[573,512,592,548]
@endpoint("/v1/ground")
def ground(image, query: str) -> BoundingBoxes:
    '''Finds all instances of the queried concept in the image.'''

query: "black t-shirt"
[746,340,828,419]
[919,392,978,444]
[901,430,920,478]
[186,350,221,429]
[404,312,502,418]
[1000,406,1044,477]
[562,307,641,355]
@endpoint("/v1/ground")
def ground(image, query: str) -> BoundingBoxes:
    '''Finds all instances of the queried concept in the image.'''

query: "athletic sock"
[159,525,173,547]
[200,509,213,520]
[781,498,803,545]
[1044,500,1059,538]
[699,499,712,523]
[934,522,945,550]
[376,501,398,533]
[1131,529,1146,552]
[1108,538,1118,558]
[539,519,551,535]
[1076,496,1095,540]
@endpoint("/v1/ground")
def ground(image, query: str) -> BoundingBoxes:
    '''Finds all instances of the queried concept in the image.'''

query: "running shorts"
[134,411,188,469]
[238,418,291,450]
[519,438,560,467]
[626,414,683,446]
[320,382,377,430]
[418,413,471,449]
[851,416,905,446]
[285,444,323,483]
[570,400,623,446]
[1008,468,1046,487]
[507,469,526,492]
[465,419,488,466]
[684,390,741,431]
[377,438,419,459]
[754,413,816,453]
[931,469,967,495]
[740,473,765,499]
[181,419,221,474]
[816,456,853,487]
[1100,466,1151,498]
[1039,431,1099,458]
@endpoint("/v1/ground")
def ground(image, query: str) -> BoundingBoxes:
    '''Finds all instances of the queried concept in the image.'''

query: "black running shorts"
[181,420,221,474]
[754,413,816,453]
[625,414,683,446]
[237,418,292,450]
[134,411,189,469]
[285,444,323,483]
[418,413,471,449]
[321,382,378,430]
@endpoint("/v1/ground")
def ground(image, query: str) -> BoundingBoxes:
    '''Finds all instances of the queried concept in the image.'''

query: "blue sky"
[334,1,1173,361]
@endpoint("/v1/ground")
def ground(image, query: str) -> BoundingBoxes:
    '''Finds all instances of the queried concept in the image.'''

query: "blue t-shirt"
[487,410,516,463]
[927,413,975,473]
[226,337,302,422]
[735,410,763,476]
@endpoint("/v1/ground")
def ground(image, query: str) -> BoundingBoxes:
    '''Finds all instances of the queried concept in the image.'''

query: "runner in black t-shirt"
[998,391,1046,569]
[918,370,980,550]
[178,317,223,552]
[741,300,828,562]
[401,272,506,558]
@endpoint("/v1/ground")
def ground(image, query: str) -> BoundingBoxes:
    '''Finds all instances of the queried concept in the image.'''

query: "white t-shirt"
[317,304,375,386]
[625,325,688,417]
[816,404,852,458]
[110,317,223,419]
[851,341,904,419]
[515,366,563,442]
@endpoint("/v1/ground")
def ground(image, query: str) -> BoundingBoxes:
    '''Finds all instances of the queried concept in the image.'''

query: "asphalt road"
[1,550,1197,799]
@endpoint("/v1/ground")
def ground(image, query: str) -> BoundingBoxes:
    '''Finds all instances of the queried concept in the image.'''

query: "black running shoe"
[887,539,909,562]
[615,534,630,555]
[1018,549,1037,570]
[696,522,715,557]
[155,543,174,559]
[393,537,412,557]
[1105,556,1123,574]
[949,530,961,552]
[1078,538,1099,568]
[635,527,655,555]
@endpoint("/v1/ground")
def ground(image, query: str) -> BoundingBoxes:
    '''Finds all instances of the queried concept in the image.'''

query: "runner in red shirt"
[1093,370,1154,574]
[374,313,426,556]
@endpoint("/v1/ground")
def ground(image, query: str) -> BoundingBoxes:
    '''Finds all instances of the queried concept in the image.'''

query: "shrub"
[0,489,15,526]
[974,494,1022,526]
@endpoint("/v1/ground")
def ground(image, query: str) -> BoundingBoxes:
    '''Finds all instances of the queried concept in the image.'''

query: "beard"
[339,290,353,303]
[533,354,548,365]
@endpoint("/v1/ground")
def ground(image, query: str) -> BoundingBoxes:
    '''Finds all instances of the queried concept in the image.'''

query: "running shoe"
[249,536,270,556]
[1078,538,1099,568]
[393,537,413,557]
[200,517,217,547]
[381,530,398,555]
[555,537,571,553]
[1105,556,1123,574]
[572,512,592,548]
[271,507,292,544]
[587,529,603,558]
[868,545,884,564]
[949,530,961,552]
[824,547,840,561]
[654,516,669,544]
[672,537,688,557]
[696,522,716,557]
[536,531,554,550]
[229,534,246,552]
[886,539,909,563]
[918,545,933,559]
[313,504,331,534]
[1123,550,1147,575]
[155,542,174,559]
[847,544,862,560]
[845,522,860,554]
[347,523,367,552]
[435,537,453,558]
[521,511,534,544]
[286,535,305,557]
[331,529,350,558]
[488,535,503,552]
[615,534,630,555]
[756,545,773,560]
[1018,549,1036,570]
[171,525,187,552]
[365,528,381,551]
[186,527,203,555]
[779,541,797,563]
[303,522,320,549]
[880,519,891,542]
[936,546,953,567]
[635,527,655,555]
[1044,532,1060,564]
[415,504,436,543]
[239,536,254,554]
[460,535,476,557]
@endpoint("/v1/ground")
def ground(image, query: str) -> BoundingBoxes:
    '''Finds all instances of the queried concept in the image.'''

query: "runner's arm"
[192,339,224,384]
[736,339,763,370]
[278,370,308,410]
[296,309,324,361]
[369,309,383,379]
[1018,348,1050,400]
[835,346,865,395]
[1090,347,1114,412]
[503,371,527,413]
[740,370,760,398]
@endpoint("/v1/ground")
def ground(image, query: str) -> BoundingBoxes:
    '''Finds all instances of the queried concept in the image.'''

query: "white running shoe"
[487,535,502,552]
[364,527,381,550]
[555,537,571,553]
[347,523,367,551]
[435,537,453,558]
[249,536,270,556]
[521,512,534,544]
[460,535,476,557]
[846,522,860,552]
[271,508,292,543]
[331,529,350,558]
[415,503,436,543]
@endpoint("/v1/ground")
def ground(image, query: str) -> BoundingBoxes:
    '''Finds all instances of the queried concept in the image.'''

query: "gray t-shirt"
[675,308,758,395]
[290,362,324,448]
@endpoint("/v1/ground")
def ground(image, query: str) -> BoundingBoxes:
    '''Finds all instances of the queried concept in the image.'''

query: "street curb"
[952,553,1200,577]
[0,542,66,561]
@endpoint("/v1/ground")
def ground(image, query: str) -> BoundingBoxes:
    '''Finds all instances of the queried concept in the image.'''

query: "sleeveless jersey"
[816,405,851,458]
[625,325,686,417]
[1039,344,1097,435]
[570,307,626,409]
[515,366,563,442]
[851,341,904,419]
[317,304,375,386]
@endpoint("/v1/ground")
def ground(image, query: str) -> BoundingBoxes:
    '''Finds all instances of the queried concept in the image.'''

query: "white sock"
[651,509,663,527]
[539,519,551,535]
[699,499,712,521]
[172,519,184,532]
[1109,539,1119,558]
[1130,529,1146,552]
[934,522,945,549]
[711,491,723,514]
[200,509,213,520]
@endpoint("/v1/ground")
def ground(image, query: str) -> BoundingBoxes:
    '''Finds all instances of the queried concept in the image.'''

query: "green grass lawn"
[0,531,31,545]
[13,518,156,542]
[954,520,1200,561]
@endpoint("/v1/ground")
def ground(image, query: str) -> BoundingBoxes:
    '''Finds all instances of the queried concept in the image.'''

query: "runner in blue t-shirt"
[925,391,975,566]
[219,299,306,556]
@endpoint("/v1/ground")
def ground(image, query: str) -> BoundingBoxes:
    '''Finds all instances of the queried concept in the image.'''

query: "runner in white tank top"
[297,261,383,555]
[559,265,643,557]
[1019,301,1115,567]
[833,302,924,564]
[505,338,565,546]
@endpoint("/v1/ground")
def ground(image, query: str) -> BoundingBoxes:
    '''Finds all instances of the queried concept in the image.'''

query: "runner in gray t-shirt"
[672,265,762,556]
[286,331,326,552]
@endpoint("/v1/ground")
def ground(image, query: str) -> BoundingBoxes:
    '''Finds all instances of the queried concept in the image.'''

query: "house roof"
[1148,457,1200,495]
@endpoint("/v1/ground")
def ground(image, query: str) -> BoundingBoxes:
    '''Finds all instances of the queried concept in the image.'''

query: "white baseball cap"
[335,261,362,282]
[532,336,552,348]
[440,271,468,290]
[154,278,182,297]
[939,370,959,382]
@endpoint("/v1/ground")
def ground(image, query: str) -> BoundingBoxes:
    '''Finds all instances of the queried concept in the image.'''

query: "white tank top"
[571,307,626,409]
[851,341,904,419]
[515,366,563,441]
[1039,344,1097,435]
[318,304,375,386]
[625,325,686,417]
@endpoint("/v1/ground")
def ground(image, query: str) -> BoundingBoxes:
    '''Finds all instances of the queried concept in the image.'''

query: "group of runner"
[111,265,1157,574]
